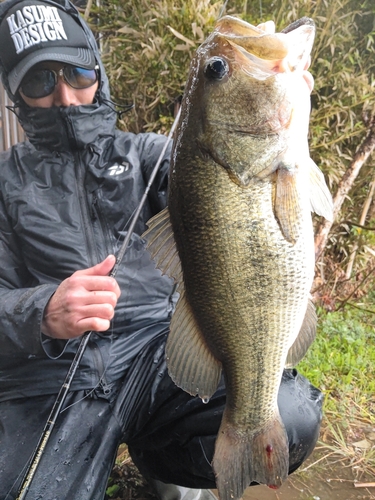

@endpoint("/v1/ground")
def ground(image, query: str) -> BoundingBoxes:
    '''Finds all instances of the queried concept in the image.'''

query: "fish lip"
[281,17,315,34]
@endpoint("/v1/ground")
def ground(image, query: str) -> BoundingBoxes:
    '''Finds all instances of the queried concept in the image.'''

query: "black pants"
[0,331,323,500]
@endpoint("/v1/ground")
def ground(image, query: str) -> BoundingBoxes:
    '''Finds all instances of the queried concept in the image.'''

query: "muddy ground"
[109,445,375,500]
[241,456,375,500]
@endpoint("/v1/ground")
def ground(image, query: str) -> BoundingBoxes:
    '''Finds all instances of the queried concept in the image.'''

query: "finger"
[66,304,116,336]
[63,298,116,320]
[88,290,119,305]
[74,255,116,278]
[78,303,116,320]
[303,55,311,71]
[303,71,314,93]
[78,291,119,309]
[68,275,120,295]
[75,317,112,335]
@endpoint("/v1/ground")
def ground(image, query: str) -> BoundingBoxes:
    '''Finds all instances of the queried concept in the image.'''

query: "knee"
[278,369,324,473]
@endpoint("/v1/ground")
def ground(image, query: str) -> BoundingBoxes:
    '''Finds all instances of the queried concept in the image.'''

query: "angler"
[0,1,323,499]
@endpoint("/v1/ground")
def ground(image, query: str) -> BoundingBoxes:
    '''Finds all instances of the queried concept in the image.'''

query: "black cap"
[0,0,96,94]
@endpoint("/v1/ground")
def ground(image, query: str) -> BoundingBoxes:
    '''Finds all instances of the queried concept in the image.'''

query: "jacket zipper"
[92,192,113,256]
[64,110,99,267]
[75,166,112,394]
[74,152,99,266]
[65,114,111,391]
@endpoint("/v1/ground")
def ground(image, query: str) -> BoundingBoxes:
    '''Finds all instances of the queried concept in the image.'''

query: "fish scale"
[143,14,333,500]
[169,151,313,497]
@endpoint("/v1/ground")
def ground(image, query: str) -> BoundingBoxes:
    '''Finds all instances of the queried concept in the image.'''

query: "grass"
[296,305,375,477]
[297,306,375,412]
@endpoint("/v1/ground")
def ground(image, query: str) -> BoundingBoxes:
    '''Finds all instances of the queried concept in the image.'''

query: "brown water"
[211,474,375,500]
[208,447,375,500]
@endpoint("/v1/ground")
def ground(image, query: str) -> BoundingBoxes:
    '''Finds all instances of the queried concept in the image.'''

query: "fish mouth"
[214,16,315,81]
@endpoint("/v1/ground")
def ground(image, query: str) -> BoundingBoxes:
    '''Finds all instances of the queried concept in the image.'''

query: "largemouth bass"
[143,15,332,500]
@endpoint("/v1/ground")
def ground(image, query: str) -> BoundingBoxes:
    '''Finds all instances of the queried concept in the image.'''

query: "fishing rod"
[15,108,181,500]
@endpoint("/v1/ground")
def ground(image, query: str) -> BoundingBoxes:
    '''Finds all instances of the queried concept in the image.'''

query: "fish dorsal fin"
[309,159,333,221]
[274,167,302,244]
[142,207,183,283]
[143,207,222,400]
[286,298,317,367]
[167,288,222,400]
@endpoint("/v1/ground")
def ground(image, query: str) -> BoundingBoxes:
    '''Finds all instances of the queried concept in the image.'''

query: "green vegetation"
[88,0,223,133]
[297,306,375,477]
[298,306,375,414]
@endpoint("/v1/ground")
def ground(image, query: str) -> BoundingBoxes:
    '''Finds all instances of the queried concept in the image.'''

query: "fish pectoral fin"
[274,167,302,244]
[167,289,222,401]
[142,207,183,284]
[309,159,334,221]
[213,412,289,500]
[286,298,317,367]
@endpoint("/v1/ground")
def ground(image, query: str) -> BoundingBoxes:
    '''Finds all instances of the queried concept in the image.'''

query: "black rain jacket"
[0,0,176,402]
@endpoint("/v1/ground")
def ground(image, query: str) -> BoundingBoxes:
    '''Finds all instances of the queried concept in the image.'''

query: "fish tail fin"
[213,413,289,500]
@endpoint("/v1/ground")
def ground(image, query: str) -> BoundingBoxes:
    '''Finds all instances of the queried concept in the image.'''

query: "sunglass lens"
[65,67,98,89]
[20,69,56,99]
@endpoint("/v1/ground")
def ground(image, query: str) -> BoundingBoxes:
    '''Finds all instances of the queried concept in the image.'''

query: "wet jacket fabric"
[0,332,324,498]
[0,0,175,402]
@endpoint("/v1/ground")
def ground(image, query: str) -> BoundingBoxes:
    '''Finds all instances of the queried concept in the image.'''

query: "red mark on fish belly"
[268,484,279,490]
[266,444,279,489]
[266,444,273,470]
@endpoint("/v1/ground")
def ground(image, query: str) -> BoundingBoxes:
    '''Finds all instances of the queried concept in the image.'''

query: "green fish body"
[143,15,332,500]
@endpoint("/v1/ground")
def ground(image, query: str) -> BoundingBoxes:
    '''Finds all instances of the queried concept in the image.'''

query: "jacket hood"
[0,0,117,150]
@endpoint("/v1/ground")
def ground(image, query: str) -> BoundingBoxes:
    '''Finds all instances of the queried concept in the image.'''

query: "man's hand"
[42,255,121,339]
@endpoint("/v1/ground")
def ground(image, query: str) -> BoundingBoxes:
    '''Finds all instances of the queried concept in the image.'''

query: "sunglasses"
[19,64,99,99]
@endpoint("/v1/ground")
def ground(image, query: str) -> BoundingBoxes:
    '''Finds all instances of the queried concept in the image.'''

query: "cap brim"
[9,47,96,95]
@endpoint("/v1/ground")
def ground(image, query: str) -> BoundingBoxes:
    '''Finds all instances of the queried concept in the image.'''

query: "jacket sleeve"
[0,194,59,358]
[138,132,172,214]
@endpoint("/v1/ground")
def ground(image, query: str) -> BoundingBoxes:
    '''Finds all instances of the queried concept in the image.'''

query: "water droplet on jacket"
[56,476,62,483]
[201,396,210,404]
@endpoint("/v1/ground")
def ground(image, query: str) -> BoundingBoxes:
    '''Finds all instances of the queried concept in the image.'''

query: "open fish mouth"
[213,16,315,81]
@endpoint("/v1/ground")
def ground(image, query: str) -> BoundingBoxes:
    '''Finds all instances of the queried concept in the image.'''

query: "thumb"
[75,255,116,277]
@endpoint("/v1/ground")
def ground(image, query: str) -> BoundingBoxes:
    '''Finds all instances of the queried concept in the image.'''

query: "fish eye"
[204,57,229,80]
